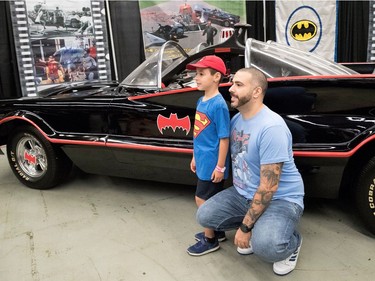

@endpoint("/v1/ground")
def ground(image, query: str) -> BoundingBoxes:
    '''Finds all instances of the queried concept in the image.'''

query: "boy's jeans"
[196,186,303,262]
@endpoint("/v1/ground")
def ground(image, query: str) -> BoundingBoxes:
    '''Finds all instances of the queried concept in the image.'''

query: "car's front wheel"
[6,125,72,189]
[355,157,375,234]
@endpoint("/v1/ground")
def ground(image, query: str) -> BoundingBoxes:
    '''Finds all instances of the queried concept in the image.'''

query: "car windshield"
[121,41,189,89]
[188,42,208,55]
[245,38,358,77]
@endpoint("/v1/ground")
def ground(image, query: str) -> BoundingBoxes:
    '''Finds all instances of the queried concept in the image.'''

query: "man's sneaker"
[237,241,254,255]
[194,231,227,242]
[187,237,220,256]
[273,238,303,276]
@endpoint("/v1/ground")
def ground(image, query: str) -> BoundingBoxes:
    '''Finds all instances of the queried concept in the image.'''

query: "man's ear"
[253,86,262,99]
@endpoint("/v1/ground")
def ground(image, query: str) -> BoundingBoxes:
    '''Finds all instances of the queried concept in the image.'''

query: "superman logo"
[291,20,317,41]
[157,113,191,135]
[193,111,211,138]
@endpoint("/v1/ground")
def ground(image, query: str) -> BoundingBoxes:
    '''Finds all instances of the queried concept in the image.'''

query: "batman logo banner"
[291,20,317,41]
[157,113,191,135]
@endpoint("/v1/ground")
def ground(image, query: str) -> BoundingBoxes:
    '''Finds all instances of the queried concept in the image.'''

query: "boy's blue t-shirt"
[231,105,304,208]
[193,94,230,180]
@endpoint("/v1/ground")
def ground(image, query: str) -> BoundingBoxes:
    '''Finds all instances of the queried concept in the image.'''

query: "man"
[35,1,47,30]
[82,52,97,80]
[202,20,217,45]
[196,68,305,275]
[53,7,65,29]
[39,56,63,84]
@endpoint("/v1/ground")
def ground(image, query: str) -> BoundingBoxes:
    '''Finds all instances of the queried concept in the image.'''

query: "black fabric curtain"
[246,0,276,41]
[336,0,369,62]
[0,1,21,98]
[107,1,145,81]
[0,0,371,99]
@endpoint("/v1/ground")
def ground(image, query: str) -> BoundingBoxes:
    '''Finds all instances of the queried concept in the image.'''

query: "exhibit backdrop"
[10,0,113,96]
[139,0,247,58]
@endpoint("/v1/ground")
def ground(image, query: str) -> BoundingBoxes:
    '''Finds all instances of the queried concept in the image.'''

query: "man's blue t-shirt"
[193,94,230,180]
[231,105,304,208]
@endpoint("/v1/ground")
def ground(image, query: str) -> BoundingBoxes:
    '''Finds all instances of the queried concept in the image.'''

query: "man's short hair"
[238,68,268,93]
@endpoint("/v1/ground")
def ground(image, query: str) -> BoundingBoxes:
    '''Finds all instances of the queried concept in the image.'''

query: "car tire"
[355,156,375,234]
[6,126,72,189]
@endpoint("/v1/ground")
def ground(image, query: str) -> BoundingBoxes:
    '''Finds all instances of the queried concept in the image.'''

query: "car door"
[266,78,375,198]
[106,88,203,185]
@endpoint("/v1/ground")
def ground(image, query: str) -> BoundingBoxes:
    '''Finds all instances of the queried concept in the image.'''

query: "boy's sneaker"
[194,231,227,242]
[237,241,254,255]
[273,238,303,276]
[187,237,220,256]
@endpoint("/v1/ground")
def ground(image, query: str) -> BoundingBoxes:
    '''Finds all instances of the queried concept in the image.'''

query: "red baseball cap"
[186,55,226,75]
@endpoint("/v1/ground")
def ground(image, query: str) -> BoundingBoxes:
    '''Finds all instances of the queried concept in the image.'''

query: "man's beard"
[230,94,252,109]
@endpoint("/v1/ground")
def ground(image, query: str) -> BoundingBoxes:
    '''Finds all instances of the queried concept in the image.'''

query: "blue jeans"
[196,186,303,263]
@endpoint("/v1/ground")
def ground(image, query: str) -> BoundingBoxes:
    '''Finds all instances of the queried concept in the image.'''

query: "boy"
[186,55,230,256]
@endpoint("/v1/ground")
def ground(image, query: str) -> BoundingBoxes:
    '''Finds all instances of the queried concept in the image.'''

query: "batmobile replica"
[205,8,240,27]
[1,25,375,234]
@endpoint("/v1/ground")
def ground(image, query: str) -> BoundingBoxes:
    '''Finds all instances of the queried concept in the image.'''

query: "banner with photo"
[139,0,246,58]
[10,0,113,96]
[275,0,337,61]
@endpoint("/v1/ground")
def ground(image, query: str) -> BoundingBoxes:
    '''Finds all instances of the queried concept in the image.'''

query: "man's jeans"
[196,186,303,263]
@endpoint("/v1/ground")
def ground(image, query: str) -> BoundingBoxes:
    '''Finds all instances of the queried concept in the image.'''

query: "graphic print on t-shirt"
[193,111,211,138]
[232,128,251,190]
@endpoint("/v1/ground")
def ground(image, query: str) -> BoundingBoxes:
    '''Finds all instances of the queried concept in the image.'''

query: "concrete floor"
[0,146,374,281]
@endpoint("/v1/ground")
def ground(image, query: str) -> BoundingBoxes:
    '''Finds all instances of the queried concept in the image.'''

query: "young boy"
[186,55,230,256]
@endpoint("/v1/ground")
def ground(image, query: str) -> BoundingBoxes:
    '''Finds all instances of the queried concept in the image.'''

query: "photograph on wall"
[27,1,93,37]
[139,0,246,58]
[10,0,112,96]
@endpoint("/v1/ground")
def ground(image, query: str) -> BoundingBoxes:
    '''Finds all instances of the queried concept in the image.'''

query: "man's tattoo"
[244,163,283,226]
[261,164,282,189]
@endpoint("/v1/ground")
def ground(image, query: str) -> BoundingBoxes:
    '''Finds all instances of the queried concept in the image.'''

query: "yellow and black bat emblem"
[290,20,317,41]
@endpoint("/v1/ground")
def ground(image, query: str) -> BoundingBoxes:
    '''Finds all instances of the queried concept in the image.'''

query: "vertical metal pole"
[263,0,267,41]
[105,0,118,81]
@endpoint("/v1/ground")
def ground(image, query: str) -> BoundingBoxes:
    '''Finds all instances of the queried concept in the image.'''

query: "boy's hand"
[211,170,224,183]
[190,158,196,173]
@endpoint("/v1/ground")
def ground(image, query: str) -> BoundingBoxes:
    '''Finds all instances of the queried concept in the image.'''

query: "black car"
[0,25,375,234]
[205,8,240,27]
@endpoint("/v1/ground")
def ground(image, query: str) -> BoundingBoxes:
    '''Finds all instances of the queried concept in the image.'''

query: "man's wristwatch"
[240,223,253,233]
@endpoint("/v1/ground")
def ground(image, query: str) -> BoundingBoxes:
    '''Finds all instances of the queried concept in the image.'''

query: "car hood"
[35,81,120,99]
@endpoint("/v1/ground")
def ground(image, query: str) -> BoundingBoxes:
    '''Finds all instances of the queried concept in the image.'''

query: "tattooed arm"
[234,162,283,249]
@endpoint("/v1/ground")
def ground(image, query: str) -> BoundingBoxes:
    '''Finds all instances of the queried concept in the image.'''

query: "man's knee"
[196,203,211,227]
[252,235,279,262]
[196,206,204,225]
[252,231,292,262]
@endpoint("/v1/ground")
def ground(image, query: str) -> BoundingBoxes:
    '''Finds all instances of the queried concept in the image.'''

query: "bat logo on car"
[24,151,36,165]
[157,113,191,135]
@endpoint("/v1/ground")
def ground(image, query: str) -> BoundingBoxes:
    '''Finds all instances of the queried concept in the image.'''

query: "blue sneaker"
[187,238,220,256]
[194,231,227,242]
